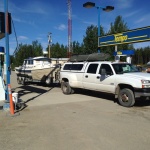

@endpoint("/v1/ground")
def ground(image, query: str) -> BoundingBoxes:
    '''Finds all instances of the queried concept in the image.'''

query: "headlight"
[141,80,150,88]
[141,80,150,84]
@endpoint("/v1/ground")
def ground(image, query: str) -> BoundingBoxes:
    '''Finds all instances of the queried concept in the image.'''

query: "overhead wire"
[11,17,19,56]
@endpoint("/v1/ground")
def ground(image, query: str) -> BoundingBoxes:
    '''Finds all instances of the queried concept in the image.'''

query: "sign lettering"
[114,34,128,43]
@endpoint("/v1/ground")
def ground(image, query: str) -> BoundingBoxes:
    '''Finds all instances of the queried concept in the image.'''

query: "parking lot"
[0,71,150,150]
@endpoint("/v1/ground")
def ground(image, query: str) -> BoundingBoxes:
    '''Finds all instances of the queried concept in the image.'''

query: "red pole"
[8,84,14,115]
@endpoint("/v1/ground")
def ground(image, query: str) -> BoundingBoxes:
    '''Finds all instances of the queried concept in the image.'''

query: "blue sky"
[0,0,150,55]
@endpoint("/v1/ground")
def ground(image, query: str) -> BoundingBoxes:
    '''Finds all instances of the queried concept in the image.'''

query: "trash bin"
[12,93,18,103]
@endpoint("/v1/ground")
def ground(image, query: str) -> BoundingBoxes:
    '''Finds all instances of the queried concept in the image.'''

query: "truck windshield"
[112,64,139,74]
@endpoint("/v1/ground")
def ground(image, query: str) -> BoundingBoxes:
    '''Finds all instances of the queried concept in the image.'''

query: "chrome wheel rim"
[121,93,129,102]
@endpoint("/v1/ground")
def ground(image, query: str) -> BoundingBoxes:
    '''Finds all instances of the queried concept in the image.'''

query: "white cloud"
[124,10,141,18]
[9,1,48,15]
[12,17,37,28]
[135,17,146,24]
[36,37,43,41]
[55,24,67,31]
[134,13,150,25]
[82,20,97,26]
[115,0,134,9]
[18,36,28,40]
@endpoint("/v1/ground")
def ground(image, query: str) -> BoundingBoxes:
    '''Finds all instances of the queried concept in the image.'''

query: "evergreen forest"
[11,15,150,68]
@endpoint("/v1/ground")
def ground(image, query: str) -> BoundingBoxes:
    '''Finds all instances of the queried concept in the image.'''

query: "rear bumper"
[134,88,150,98]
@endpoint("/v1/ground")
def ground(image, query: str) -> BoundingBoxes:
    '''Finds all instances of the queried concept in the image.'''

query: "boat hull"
[15,66,60,81]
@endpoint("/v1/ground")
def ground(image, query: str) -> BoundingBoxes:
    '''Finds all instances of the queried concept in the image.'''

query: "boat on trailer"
[15,56,60,85]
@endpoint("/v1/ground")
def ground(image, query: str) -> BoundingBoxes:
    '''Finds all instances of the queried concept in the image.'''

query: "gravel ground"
[0,71,150,150]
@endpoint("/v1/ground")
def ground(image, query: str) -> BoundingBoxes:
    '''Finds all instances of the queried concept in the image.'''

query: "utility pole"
[48,32,52,58]
[67,0,72,58]
[4,0,10,101]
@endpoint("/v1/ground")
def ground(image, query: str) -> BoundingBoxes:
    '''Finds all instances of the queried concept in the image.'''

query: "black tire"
[118,88,135,107]
[61,82,74,95]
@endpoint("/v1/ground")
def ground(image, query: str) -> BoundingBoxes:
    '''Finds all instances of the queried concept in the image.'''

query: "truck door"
[95,64,116,93]
[82,63,99,90]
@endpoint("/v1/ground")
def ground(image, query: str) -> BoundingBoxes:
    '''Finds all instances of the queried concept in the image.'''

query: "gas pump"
[0,47,5,101]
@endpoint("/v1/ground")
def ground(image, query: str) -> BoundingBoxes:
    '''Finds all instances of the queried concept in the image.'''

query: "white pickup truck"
[60,60,150,107]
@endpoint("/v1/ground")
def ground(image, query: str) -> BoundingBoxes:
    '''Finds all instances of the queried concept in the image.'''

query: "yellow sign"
[114,33,128,43]
[117,51,122,55]
[99,26,150,47]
